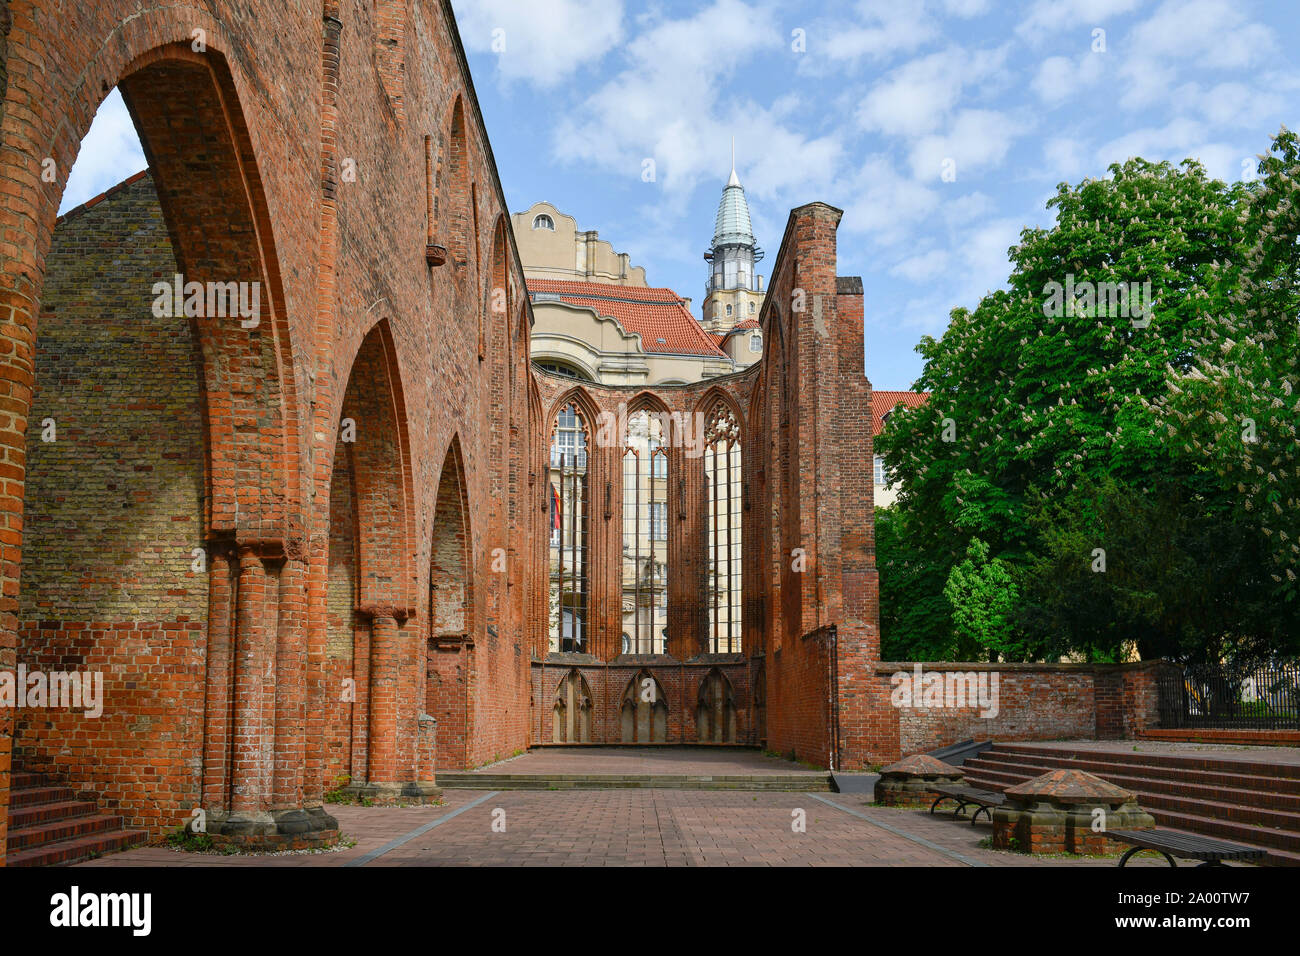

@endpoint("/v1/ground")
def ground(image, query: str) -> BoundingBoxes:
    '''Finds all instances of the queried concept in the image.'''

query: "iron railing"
[1156,659,1300,730]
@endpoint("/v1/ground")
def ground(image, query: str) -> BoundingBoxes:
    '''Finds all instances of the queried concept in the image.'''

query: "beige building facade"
[514,167,766,387]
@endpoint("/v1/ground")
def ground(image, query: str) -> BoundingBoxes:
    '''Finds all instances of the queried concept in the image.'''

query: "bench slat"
[1109,829,1266,860]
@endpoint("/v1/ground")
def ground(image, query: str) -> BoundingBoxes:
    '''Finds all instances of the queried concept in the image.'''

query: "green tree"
[876,155,1261,658]
[942,538,1027,661]
[1150,128,1300,606]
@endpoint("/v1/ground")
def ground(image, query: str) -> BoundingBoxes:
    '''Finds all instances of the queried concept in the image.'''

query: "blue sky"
[61,0,1300,390]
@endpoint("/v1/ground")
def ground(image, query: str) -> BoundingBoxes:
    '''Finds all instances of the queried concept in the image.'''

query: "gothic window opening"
[620,670,669,743]
[552,669,593,743]
[622,409,669,655]
[549,402,588,653]
[704,403,742,653]
[696,669,738,743]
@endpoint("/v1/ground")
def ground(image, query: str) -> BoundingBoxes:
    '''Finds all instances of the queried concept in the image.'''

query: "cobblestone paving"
[77,789,1208,867]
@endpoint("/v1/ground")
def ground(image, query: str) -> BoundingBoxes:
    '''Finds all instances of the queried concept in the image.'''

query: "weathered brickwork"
[15,173,208,834]
[880,662,1171,759]
[0,0,1172,864]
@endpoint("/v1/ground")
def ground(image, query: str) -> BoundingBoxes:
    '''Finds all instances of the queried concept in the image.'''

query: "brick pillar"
[201,545,236,812]
[367,611,399,782]
[347,610,439,804]
[273,558,306,809]
[231,548,273,813]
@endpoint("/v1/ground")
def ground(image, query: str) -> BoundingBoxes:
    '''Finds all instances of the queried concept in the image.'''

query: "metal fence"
[1156,659,1300,730]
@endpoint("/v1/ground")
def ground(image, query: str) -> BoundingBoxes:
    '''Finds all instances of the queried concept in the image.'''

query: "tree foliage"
[876,139,1298,663]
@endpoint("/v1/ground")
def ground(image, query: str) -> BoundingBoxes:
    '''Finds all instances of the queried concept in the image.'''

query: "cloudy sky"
[63,0,1300,389]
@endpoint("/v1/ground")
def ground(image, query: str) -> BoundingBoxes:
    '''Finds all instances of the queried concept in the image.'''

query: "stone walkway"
[460,746,827,776]
[75,788,1204,867]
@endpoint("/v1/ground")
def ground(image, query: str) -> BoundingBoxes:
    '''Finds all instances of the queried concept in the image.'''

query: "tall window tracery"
[622,409,669,655]
[704,402,742,653]
[548,402,588,652]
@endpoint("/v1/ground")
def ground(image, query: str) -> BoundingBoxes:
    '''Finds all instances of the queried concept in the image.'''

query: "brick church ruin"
[0,1,1167,862]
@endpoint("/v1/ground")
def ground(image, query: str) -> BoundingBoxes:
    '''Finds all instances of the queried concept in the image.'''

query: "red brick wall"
[14,174,208,833]
[877,661,1174,759]
[0,0,901,859]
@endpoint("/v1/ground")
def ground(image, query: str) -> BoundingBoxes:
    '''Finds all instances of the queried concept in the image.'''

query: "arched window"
[535,359,592,382]
[549,402,589,652]
[533,213,555,230]
[749,333,762,353]
[704,403,742,653]
[622,409,669,655]
[725,303,733,316]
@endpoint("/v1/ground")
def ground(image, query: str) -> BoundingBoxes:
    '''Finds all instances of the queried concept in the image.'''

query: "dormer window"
[532,213,555,230]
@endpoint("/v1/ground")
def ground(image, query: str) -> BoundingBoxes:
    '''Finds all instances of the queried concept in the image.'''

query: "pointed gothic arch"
[620,670,669,743]
[552,669,594,743]
[696,668,738,743]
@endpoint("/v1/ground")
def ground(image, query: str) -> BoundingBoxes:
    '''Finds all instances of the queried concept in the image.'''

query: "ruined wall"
[14,173,208,832]
[0,0,536,852]
[880,661,1172,758]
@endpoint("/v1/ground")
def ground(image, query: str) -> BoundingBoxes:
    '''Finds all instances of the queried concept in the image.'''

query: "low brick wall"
[877,661,1174,759]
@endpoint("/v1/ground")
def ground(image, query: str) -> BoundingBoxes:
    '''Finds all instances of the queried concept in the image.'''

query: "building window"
[704,402,742,654]
[749,302,755,314]
[725,304,733,316]
[533,213,555,230]
[549,402,588,653]
[622,409,669,655]
[536,360,591,382]
[873,455,894,486]
[749,333,762,353]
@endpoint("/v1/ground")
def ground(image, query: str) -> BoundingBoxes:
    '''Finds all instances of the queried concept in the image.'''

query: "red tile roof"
[527,278,726,358]
[871,389,928,436]
[723,318,760,336]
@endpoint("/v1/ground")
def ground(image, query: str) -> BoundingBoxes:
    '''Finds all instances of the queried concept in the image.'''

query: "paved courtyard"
[457,746,829,776]
[76,788,1203,868]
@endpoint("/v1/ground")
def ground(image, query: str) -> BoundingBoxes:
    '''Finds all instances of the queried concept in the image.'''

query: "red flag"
[551,482,561,530]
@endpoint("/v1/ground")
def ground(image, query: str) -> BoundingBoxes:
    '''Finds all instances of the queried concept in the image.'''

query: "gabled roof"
[723,318,760,337]
[527,277,727,358]
[871,390,929,436]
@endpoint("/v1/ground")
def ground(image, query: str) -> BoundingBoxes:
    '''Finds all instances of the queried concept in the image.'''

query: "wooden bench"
[1109,829,1267,867]
[929,784,1005,824]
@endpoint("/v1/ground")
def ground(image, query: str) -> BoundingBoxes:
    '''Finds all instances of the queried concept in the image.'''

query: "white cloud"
[1125,0,1275,70]
[60,88,146,214]
[1031,53,1105,105]
[891,248,951,281]
[819,1,938,63]
[856,46,1008,137]
[453,0,624,87]
[909,109,1021,179]
[1043,135,1091,182]
[1016,0,1144,42]
[553,0,837,206]
[838,155,941,244]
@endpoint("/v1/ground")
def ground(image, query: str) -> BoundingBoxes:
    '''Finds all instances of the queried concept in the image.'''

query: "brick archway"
[427,434,474,768]
[0,36,310,850]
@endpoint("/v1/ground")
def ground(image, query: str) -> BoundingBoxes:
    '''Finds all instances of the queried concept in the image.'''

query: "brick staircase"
[5,770,149,867]
[960,743,1300,866]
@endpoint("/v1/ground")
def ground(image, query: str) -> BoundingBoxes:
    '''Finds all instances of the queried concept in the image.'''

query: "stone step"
[964,755,1300,812]
[964,762,1300,839]
[11,799,101,829]
[12,785,77,808]
[970,749,1300,795]
[437,772,832,791]
[6,813,125,853]
[5,830,150,868]
[993,743,1300,781]
[961,744,1300,865]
